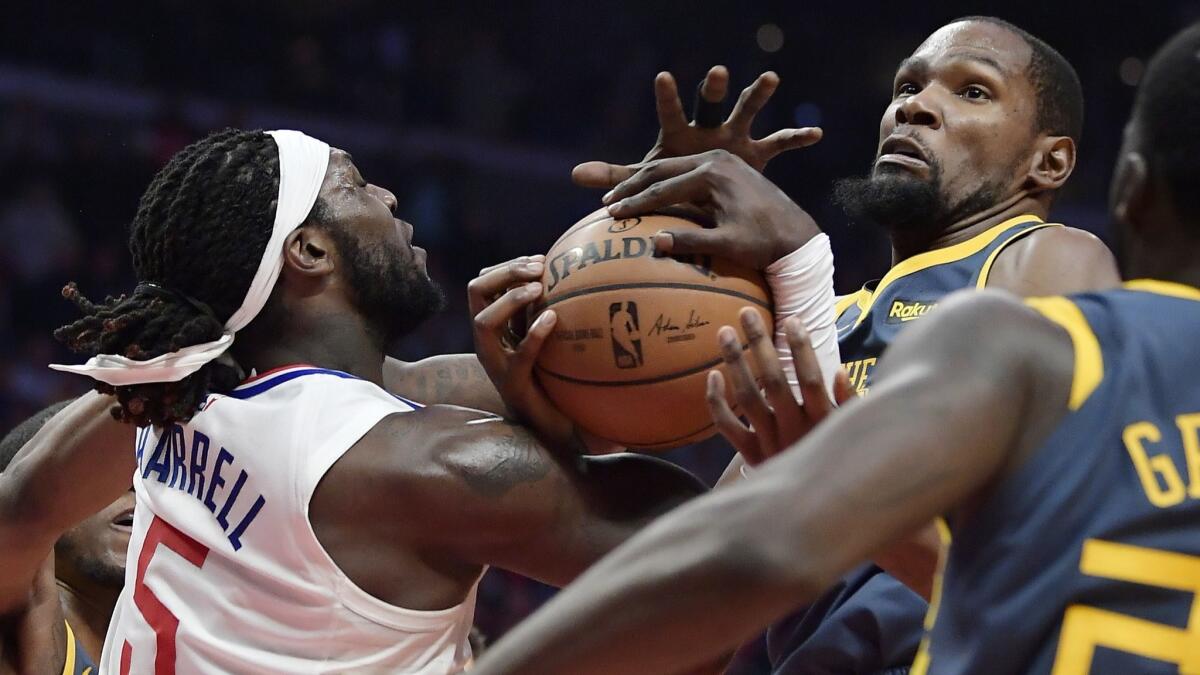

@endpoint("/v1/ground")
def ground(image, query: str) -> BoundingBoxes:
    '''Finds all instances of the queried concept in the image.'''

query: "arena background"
[0,1,1192,671]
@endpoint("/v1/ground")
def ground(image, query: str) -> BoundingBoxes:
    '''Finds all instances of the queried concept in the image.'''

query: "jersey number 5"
[1052,538,1200,673]
[120,517,211,675]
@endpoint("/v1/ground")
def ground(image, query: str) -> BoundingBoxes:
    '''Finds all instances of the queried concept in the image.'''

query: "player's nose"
[895,88,942,130]
[372,184,398,213]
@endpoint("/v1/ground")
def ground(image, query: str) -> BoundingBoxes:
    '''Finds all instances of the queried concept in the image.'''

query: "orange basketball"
[534,210,773,450]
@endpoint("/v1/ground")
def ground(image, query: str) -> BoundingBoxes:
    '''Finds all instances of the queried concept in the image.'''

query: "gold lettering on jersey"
[1177,413,1200,499]
[1121,416,1200,508]
[885,299,937,324]
[843,357,876,396]
[1052,539,1200,673]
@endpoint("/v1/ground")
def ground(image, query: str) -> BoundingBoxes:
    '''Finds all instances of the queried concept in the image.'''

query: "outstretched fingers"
[728,71,780,134]
[655,71,688,135]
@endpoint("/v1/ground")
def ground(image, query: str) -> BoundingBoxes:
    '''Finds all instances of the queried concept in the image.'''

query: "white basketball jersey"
[100,365,478,674]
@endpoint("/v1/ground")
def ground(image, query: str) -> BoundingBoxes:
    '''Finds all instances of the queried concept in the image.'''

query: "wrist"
[768,211,822,265]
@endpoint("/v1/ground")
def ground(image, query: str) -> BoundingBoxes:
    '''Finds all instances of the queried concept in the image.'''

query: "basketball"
[534,210,773,450]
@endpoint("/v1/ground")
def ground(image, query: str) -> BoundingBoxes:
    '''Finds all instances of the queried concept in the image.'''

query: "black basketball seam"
[549,211,620,248]
[544,282,772,310]
[534,342,751,387]
[628,420,716,450]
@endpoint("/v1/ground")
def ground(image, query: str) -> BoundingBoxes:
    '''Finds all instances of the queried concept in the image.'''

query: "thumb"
[652,228,730,257]
[572,161,638,189]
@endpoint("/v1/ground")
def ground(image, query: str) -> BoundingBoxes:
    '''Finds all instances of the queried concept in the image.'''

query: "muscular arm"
[471,291,1075,675]
[384,354,508,415]
[312,405,707,599]
[0,393,133,614]
[987,226,1120,296]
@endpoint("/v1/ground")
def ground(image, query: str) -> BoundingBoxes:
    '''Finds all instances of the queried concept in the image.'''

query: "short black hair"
[0,400,74,473]
[1134,22,1200,222]
[953,16,1085,141]
[55,129,282,427]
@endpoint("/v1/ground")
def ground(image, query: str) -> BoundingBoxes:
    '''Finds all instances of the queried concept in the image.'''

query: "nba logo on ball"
[608,301,644,369]
[535,211,771,449]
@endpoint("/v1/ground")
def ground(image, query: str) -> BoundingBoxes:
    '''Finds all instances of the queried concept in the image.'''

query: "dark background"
[0,1,1193,669]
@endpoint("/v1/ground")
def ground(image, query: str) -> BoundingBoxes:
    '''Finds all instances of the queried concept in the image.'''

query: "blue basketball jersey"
[915,280,1200,674]
[837,215,1057,395]
[768,215,1060,674]
[63,621,96,675]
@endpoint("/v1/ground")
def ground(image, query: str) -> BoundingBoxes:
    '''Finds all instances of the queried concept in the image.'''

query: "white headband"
[50,129,331,386]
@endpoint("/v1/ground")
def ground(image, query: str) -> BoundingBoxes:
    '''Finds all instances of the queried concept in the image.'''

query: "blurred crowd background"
[1,0,1194,670]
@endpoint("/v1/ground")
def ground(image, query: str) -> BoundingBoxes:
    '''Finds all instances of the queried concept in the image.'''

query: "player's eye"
[896,82,920,97]
[960,85,991,100]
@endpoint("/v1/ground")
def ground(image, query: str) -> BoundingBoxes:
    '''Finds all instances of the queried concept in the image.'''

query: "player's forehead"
[319,147,359,193]
[902,20,1033,78]
[329,147,357,174]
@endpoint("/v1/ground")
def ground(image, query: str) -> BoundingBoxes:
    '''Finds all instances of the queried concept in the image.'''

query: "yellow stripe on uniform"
[853,214,1043,328]
[1123,278,1200,302]
[834,289,872,319]
[910,518,953,675]
[62,620,77,675]
[1024,296,1104,410]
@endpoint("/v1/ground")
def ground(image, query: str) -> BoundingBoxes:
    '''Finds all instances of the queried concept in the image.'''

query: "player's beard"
[326,224,446,345]
[55,536,126,590]
[833,155,1007,235]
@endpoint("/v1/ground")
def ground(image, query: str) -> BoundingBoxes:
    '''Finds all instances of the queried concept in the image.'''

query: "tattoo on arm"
[388,357,507,414]
[453,426,553,499]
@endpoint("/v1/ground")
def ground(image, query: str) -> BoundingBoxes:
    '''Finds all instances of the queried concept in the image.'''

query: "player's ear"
[1024,135,1076,193]
[1110,150,1149,232]
[283,226,335,278]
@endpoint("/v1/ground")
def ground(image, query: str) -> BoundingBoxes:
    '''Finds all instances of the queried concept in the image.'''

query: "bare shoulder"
[320,405,561,531]
[988,226,1120,296]
[350,404,552,491]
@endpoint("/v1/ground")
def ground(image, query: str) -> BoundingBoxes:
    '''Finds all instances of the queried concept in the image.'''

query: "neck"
[57,580,118,659]
[889,193,1048,264]
[1125,237,1200,289]
[237,310,388,386]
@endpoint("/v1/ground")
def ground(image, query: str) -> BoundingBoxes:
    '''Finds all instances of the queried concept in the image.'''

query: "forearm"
[384,354,508,415]
[474,480,808,675]
[0,393,133,608]
[766,233,840,396]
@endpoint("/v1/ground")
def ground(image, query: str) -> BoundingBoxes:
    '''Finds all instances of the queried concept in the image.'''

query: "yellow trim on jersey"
[1123,279,1200,302]
[910,518,953,675]
[834,289,872,319]
[974,222,1062,289]
[1024,296,1103,410]
[62,620,77,675]
[852,214,1044,328]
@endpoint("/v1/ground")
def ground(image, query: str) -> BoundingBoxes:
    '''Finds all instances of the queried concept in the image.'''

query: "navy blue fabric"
[765,218,1051,674]
[924,285,1200,673]
[767,565,920,674]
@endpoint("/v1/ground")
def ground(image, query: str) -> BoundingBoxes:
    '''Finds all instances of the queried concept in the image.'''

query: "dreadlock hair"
[953,16,1085,141]
[1134,22,1200,225]
[0,400,74,473]
[55,129,281,428]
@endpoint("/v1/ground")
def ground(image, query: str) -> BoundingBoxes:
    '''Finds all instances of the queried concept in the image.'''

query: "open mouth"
[876,136,930,170]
